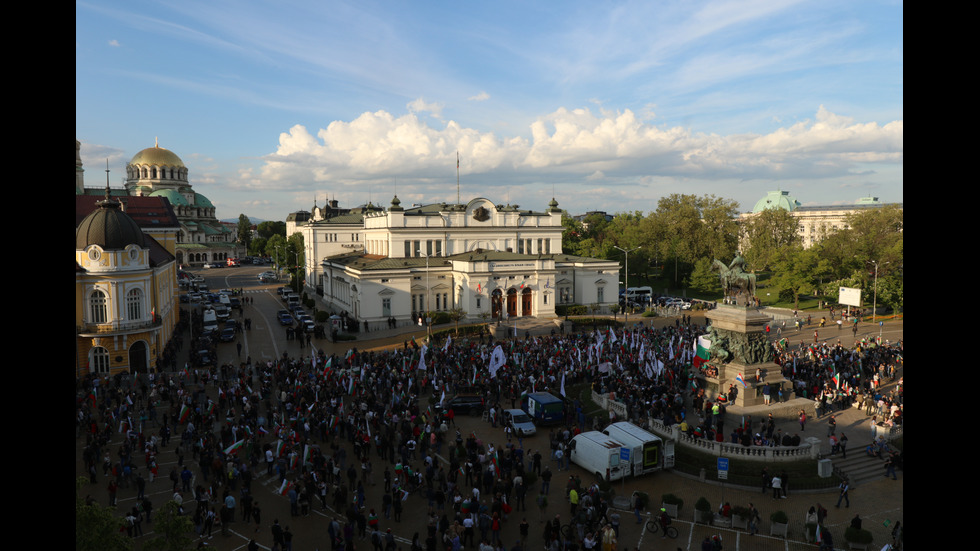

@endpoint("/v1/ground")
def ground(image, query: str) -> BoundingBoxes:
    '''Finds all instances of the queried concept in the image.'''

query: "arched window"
[90,290,108,324]
[127,288,143,321]
[91,347,110,375]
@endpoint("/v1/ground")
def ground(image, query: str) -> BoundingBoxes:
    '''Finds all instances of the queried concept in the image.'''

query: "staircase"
[829,451,890,486]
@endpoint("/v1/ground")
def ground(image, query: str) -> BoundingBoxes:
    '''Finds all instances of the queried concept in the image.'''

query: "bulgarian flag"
[693,336,711,368]
[278,480,293,496]
[179,405,191,424]
[831,372,840,389]
[224,439,245,455]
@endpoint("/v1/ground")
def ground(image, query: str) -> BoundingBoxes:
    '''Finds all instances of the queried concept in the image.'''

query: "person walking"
[835,479,850,508]
[799,409,807,431]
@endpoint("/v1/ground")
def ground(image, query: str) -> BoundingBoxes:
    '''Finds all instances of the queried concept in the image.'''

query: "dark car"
[446,394,485,416]
[229,297,242,310]
[219,326,236,342]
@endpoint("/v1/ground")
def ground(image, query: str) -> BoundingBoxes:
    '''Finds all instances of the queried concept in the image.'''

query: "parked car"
[278,310,294,325]
[503,409,537,436]
[446,394,485,416]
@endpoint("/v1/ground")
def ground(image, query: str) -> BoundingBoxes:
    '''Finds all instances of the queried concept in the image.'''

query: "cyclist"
[657,508,672,538]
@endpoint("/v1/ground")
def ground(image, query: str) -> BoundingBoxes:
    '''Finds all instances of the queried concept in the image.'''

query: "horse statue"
[711,254,756,304]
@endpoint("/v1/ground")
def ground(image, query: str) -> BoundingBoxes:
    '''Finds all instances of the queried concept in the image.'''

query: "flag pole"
[456,150,460,205]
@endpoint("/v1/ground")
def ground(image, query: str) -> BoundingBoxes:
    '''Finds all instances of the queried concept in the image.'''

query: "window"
[427,240,433,257]
[442,293,448,310]
[382,298,391,317]
[92,347,110,374]
[476,297,482,309]
[435,241,442,257]
[436,294,441,310]
[90,290,107,324]
[597,287,605,303]
[404,241,412,257]
[537,239,543,254]
[414,241,421,257]
[126,288,143,321]
[518,240,524,254]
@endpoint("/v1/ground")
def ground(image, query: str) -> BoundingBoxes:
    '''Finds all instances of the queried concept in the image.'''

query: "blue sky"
[76,0,903,222]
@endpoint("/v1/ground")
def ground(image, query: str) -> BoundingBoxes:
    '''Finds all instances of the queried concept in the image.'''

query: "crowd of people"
[76,309,903,550]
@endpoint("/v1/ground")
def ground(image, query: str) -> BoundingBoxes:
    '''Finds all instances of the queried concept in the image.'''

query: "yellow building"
[75,189,181,378]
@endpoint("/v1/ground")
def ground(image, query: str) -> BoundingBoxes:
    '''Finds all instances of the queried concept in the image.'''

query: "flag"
[560,372,566,397]
[418,345,428,370]
[224,439,245,455]
[443,335,452,353]
[488,345,506,379]
[693,336,711,368]
[179,405,191,424]
[735,373,747,388]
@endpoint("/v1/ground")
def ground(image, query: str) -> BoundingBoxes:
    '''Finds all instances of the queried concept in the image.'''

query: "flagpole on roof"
[456,150,460,205]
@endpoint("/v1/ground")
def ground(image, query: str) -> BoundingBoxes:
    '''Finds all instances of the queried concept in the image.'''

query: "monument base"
[703,304,789,407]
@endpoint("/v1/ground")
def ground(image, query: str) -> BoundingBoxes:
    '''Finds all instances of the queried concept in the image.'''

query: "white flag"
[418,344,428,370]
[560,372,566,397]
[488,345,506,379]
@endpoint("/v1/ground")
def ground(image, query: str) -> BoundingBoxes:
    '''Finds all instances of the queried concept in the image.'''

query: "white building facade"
[301,197,619,325]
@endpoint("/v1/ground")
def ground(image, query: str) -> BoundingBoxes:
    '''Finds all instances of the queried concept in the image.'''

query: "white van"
[202,308,219,334]
[602,422,668,476]
[569,431,628,482]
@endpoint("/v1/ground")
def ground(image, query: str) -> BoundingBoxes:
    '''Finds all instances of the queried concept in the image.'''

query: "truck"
[601,421,668,476]
[569,431,628,482]
[521,392,565,425]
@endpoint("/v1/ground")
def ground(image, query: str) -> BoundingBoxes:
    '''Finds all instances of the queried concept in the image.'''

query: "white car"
[503,409,537,437]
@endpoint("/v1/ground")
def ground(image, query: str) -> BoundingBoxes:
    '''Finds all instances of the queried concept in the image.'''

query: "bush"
[695,497,712,512]
[333,333,357,342]
[770,511,788,524]
[661,493,684,511]
[641,309,658,317]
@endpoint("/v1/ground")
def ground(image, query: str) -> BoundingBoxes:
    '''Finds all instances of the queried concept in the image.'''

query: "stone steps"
[830,451,891,486]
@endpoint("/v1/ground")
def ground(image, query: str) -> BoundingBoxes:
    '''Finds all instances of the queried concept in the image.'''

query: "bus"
[624,286,653,304]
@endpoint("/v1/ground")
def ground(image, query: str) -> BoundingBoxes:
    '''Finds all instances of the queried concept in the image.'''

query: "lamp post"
[614,245,641,327]
[869,260,889,325]
[418,250,431,341]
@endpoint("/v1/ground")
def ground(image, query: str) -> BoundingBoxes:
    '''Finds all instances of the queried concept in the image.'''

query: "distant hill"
[222,217,268,225]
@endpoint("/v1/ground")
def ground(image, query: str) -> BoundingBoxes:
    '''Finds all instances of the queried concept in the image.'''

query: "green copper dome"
[149,188,189,206]
[752,190,801,213]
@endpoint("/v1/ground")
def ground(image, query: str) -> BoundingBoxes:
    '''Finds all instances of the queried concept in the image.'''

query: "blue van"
[521,392,565,425]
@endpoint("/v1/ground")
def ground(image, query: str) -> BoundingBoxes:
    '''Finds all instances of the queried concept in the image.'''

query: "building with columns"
[301,196,619,327]
[740,190,903,248]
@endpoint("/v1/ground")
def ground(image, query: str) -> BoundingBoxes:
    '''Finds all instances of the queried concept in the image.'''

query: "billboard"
[838,287,862,307]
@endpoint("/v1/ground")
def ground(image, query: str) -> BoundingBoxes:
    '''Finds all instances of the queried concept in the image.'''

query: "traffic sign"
[620,448,631,461]
[717,457,729,479]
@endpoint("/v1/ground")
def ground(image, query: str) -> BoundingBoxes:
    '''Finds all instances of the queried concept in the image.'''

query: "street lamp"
[614,245,641,327]
[418,250,431,341]
[869,260,889,326]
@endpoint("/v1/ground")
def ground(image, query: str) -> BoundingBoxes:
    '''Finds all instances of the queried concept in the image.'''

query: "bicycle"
[644,520,678,538]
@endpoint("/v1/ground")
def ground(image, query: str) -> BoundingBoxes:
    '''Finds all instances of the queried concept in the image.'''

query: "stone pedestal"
[704,305,788,407]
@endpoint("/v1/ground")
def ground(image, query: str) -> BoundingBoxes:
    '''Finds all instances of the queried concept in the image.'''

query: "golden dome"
[129,141,185,168]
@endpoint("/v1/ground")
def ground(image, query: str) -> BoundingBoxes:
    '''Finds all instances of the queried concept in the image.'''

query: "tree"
[448,307,467,335]
[249,236,268,257]
[256,220,286,239]
[236,214,252,250]
[140,500,195,551]
[688,257,722,295]
[76,478,133,551]
[769,246,832,310]
[741,208,801,271]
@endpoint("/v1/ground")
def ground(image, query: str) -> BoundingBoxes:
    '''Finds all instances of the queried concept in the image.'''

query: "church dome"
[129,143,185,168]
[194,192,214,208]
[76,197,147,250]
[752,190,801,213]
[149,189,189,206]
